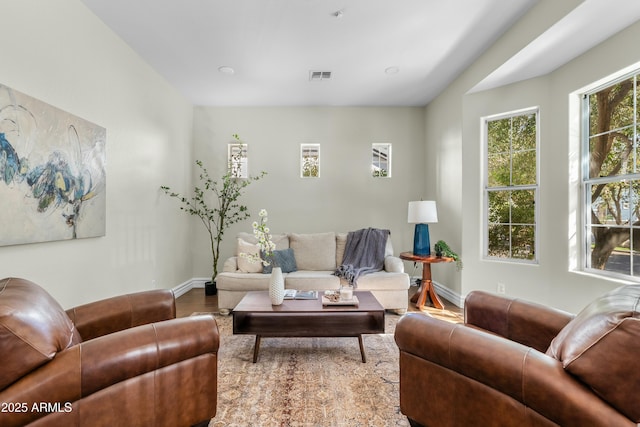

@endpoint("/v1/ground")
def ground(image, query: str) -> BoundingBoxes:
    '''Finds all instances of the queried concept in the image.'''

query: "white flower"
[239,208,277,267]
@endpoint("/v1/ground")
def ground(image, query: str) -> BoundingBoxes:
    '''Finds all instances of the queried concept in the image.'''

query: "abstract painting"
[0,84,106,246]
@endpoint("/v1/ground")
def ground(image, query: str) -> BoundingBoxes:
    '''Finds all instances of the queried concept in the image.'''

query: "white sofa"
[216,231,410,315]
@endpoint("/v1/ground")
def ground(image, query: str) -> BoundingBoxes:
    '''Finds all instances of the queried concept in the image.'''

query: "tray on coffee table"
[321,295,359,306]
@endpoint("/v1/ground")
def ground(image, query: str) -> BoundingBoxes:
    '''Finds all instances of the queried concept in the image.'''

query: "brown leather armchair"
[0,277,219,427]
[395,285,640,427]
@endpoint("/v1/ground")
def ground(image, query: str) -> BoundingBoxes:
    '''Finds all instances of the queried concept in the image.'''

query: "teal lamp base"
[413,223,431,256]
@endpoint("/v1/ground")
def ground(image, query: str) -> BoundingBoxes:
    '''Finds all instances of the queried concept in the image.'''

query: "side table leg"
[253,335,261,363]
[414,283,429,309]
[358,335,367,363]
[425,280,444,310]
[417,262,445,310]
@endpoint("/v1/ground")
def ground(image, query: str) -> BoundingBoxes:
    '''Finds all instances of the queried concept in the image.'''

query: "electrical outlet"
[497,283,506,294]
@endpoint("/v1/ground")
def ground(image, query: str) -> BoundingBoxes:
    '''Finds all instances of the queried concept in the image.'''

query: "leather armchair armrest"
[394,313,631,427]
[464,290,574,352]
[66,289,176,340]
[80,315,218,395]
[384,255,404,273]
[0,315,219,427]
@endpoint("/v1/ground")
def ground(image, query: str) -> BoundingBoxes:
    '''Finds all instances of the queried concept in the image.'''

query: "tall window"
[583,71,640,278]
[484,109,538,262]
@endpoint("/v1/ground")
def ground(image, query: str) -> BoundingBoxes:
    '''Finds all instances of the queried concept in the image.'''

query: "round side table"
[400,252,453,310]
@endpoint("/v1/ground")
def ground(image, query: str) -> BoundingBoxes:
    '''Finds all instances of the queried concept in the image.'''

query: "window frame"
[482,107,540,264]
[300,143,320,178]
[227,143,248,178]
[371,143,392,178]
[581,69,640,280]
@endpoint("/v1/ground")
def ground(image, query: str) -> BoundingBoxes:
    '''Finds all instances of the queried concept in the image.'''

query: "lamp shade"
[408,201,438,224]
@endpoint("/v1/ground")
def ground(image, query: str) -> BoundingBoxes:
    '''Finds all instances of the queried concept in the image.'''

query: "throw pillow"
[546,284,640,421]
[237,238,263,273]
[263,248,297,274]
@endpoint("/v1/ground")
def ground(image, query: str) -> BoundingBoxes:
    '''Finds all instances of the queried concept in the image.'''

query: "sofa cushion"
[289,232,336,271]
[215,273,272,291]
[354,271,410,291]
[237,238,263,273]
[285,271,340,291]
[336,233,347,266]
[547,284,640,421]
[0,277,78,390]
[263,248,298,274]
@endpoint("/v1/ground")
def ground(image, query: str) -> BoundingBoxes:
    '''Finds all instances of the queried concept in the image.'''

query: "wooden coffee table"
[233,291,385,363]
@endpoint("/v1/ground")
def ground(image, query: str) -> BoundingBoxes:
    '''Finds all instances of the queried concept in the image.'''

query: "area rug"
[193,313,408,427]
[193,309,462,427]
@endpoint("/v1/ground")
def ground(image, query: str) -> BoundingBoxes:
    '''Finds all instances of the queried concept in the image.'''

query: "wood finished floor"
[175,285,463,318]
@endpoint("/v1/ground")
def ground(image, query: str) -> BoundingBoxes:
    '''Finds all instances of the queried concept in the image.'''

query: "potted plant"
[434,240,463,271]
[161,136,266,295]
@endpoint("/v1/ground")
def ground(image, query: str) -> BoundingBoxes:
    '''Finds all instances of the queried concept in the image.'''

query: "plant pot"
[205,280,217,296]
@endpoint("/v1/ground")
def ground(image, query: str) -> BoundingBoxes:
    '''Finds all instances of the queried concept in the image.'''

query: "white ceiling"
[471,0,640,93]
[81,0,640,107]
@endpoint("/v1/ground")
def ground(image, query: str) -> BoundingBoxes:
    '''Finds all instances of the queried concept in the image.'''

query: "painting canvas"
[0,84,106,246]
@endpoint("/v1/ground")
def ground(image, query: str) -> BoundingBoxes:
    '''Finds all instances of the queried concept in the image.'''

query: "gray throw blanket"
[334,228,390,287]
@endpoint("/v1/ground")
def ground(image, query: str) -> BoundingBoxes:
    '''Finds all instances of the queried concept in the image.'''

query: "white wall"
[0,0,194,307]
[190,107,427,279]
[429,0,640,312]
[7,0,635,314]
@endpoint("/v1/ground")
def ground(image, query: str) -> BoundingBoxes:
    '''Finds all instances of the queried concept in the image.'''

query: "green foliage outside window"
[586,73,640,276]
[301,144,320,178]
[486,112,537,261]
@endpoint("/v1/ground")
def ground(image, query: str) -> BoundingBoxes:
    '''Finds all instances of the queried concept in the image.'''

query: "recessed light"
[385,66,400,75]
[218,66,235,75]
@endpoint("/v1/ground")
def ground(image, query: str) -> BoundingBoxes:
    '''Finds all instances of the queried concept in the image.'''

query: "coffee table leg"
[358,335,366,363]
[253,335,261,363]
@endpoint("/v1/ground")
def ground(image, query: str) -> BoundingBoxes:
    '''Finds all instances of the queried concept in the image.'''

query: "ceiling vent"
[309,71,332,81]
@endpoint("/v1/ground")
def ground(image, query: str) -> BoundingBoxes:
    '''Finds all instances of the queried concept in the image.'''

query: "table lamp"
[408,201,438,256]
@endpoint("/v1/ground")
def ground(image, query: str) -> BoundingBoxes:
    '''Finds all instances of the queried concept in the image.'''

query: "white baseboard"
[173,277,465,307]
[172,277,211,298]
[433,281,464,308]
[171,279,193,298]
[411,276,464,308]
[190,277,210,288]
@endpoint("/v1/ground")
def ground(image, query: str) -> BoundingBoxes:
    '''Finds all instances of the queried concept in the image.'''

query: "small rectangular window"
[228,143,247,178]
[300,144,320,178]
[372,143,392,177]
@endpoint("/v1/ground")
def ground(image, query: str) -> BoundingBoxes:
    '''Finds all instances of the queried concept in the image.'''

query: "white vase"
[269,267,285,305]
